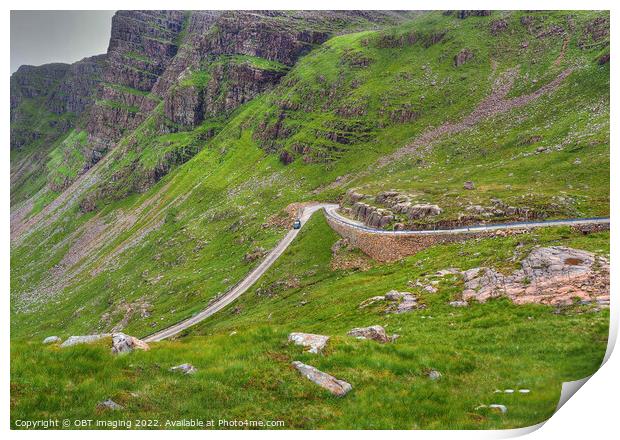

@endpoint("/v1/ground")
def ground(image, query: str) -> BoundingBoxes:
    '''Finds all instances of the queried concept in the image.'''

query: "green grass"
[10,11,609,336]
[10,215,609,429]
[46,130,89,190]
[180,70,211,89]
[10,98,76,204]
[104,82,152,97]
[124,51,153,63]
[10,10,609,429]
[96,99,141,114]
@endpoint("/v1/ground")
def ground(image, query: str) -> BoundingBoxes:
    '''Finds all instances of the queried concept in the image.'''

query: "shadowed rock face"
[157,11,410,130]
[48,55,107,115]
[84,10,187,162]
[461,246,610,305]
[10,63,70,114]
[10,55,106,118]
[10,56,105,150]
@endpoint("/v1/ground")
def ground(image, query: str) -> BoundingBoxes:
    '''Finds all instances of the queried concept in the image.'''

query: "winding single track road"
[144,204,609,342]
[143,203,337,342]
[323,205,610,235]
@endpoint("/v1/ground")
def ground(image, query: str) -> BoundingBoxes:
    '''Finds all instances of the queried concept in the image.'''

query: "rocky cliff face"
[83,10,187,163]
[11,10,413,202]
[10,63,70,116]
[10,55,106,119]
[46,55,107,115]
[10,56,105,150]
[74,10,413,202]
[156,11,406,130]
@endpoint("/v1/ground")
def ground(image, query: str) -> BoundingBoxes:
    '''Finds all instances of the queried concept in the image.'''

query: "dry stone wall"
[326,211,609,262]
[326,214,490,262]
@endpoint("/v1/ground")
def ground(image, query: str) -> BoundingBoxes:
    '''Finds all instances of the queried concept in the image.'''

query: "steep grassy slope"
[11,215,609,429]
[11,11,609,340]
[9,98,76,206]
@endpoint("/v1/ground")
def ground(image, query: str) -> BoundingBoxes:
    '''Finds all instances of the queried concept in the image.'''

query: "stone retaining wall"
[325,216,493,262]
[326,213,610,262]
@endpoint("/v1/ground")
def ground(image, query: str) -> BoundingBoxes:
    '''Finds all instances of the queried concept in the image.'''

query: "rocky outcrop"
[449,300,468,307]
[455,11,492,19]
[347,325,391,343]
[60,334,110,347]
[10,63,71,115]
[243,247,267,263]
[159,11,410,131]
[347,190,442,230]
[97,399,124,411]
[10,56,105,150]
[291,361,352,397]
[10,58,103,116]
[461,247,610,305]
[111,333,150,354]
[42,336,61,344]
[490,19,508,35]
[359,290,421,313]
[351,202,394,228]
[288,332,330,353]
[164,62,286,129]
[454,48,474,66]
[84,10,187,162]
[57,11,414,199]
[384,290,420,313]
[46,55,107,115]
[60,332,149,354]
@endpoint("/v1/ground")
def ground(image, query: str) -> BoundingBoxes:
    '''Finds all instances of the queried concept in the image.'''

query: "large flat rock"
[288,332,329,354]
[292,361,352,397]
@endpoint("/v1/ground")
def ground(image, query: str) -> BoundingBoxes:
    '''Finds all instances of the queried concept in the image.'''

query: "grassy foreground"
[11,215,609,429]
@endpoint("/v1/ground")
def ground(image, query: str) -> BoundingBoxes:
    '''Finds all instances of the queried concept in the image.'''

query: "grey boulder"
[97,399,123,411]
[42,336,61,345]
[111,333,150,354]
[347,325,390,343]
[61,334,110,348]
[292,361,352,397]
[288,332,330,354]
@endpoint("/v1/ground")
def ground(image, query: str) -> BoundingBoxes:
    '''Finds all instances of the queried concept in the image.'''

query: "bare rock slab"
[60,333,149,354]
[347,325,390,343]
[359,290,421,313]
[288,332,330,354]
[462,246,609,305]
[61,334,111,348]
[111,333,150,354]
[292,361,352,397]
[97,399,123,411]
[385,290,420,313]
[170,363,197,374]
[42,336,61,344]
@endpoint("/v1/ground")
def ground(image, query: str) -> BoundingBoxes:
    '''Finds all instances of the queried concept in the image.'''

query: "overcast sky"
[10,10,116,73]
